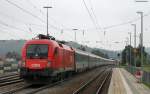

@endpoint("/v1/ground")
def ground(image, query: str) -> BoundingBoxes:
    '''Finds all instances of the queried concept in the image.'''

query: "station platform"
[108,68,150,94]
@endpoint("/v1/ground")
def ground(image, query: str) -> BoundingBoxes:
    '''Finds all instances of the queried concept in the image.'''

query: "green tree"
[91,49,109,58]
[121,45,134,66]
[121,45,148,67]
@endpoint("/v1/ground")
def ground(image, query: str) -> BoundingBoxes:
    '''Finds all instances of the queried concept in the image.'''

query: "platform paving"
[108,68,150,94]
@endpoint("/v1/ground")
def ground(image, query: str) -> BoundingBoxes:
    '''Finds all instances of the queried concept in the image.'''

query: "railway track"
[96,69,112,94]
[0,79,24,87]
[1,83,31,94]
[5,68,99,94]
[0,73,24,87]
[26,68,110,94]
[0,66,112,94]
[0,74,20,82]
[2,79,69,94]
[25,80,67,94]
[0,73,19,79]
[73,68,112,94]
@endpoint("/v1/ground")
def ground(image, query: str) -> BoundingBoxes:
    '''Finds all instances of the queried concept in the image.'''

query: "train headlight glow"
[18,60,25,67]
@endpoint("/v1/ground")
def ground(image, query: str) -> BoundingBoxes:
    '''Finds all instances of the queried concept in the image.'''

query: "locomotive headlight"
[18,60,25,67]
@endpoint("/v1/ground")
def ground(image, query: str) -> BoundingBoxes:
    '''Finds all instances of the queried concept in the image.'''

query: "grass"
[143,82,150,88]
[143,65,150,72]
[118,64,127,68]
[120,64,150,72]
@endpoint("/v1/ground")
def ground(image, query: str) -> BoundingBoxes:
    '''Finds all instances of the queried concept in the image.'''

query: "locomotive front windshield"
[26,44,48,59]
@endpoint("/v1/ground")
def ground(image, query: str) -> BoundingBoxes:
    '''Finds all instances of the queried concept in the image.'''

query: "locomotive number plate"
[31,64,40,68]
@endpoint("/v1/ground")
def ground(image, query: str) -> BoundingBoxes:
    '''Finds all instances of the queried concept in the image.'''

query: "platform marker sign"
[135,70,143,83]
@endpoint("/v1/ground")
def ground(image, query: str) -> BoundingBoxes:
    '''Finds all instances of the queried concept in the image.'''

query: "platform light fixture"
[43,6,52,36]
[72,29,78,42]
[135,0,149,2]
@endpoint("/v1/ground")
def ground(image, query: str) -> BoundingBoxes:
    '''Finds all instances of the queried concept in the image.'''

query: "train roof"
[24,39,74,52]
[75,49,102,59]
[25,39,53,44]
[25,39,114,62]
[75,49,115,61]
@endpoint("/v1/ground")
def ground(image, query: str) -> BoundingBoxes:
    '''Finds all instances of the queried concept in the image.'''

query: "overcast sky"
[0,0,150,50]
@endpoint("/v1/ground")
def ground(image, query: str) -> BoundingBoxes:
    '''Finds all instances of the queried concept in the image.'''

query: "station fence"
[124,66,150,84]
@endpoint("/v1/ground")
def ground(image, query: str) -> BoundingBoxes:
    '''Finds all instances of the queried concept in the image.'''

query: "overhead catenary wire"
[0,7,73,41]
[2,0,93,41]
[0,19,27,32]
[0,10,46,31]
[82,0,104,42]
[0,23,32,39]
[0,6,39,37]
[87,11,150,31]
[82,0,104,33]
[0,19,35,38]
[5,0,74,39]
[0,26,20,38]
[82,0,98,29]
[25,0,71,30]
[4,0,60,30]
[25,0,45,15]
[3,0,150,31]
[5,0,44,22]
[88,0,103,32]
[5,0,148,44]
[0,9,63,34]
[1,0,60,30]
[0,12,37,38]
[0,11,52,37]
[87,0,107,45]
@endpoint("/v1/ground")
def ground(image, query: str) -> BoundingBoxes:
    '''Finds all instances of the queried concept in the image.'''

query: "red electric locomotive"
[20,34,115,84]
[20,34,75,83]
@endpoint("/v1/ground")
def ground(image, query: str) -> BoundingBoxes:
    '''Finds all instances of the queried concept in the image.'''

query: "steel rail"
[0,76,20,83]
[0,79,24,86]
[96,69,112,94]
[26,79,70,94]
[25,67,102,94]
[0,74,19,80]
[0,73,19,78]
[72,69,108,94]
[1,84,31,94]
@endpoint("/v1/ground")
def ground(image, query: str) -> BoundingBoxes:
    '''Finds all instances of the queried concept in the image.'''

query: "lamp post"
[43,6,52,36]
[82,30,85,45]
[72,29,78,42]
[125,40,128,66]
[131,24,137,68]
[137,11,144,68]
[135,0,148,2]
[131,24,137,48]
[128,32,132,67]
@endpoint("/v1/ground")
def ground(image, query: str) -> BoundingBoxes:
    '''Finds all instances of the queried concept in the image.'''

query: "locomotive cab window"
[26,44,48,59]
